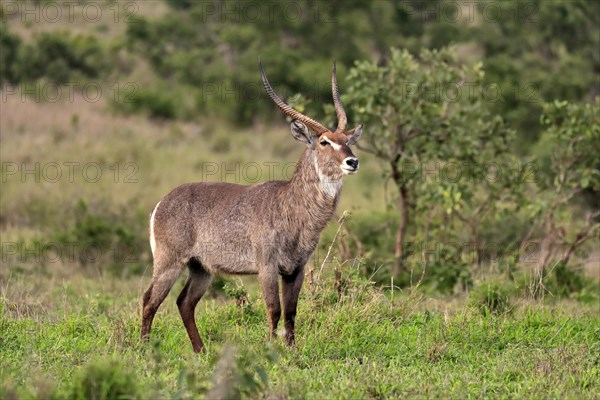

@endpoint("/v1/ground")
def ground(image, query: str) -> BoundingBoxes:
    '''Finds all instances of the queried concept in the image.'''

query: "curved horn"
[331,61,347,133]
[259,60,329,134]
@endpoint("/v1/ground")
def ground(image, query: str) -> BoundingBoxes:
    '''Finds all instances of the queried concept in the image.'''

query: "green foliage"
[514,262,599,302]
[53,199,146,275]
[523,99,600,275]
[345,46,513,183]
[0,25,22,84]
[425,254,473,295]
[120,1,420,124]
[119,86,180,119]
[538,99,600,193]
[344,46,519,280]
[472,0,599,141]
[470,280,514,315]
[1,271,599,399]
[546,262,590,299]
[223,280,249,303]
[18,31,109,84]
[68,357,142,400]
[224,280,256,318]
[346,210,397,281]
[165,0,194,9]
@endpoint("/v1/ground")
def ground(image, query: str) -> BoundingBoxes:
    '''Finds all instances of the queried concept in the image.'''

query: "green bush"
[165,0,195,9]
[344,210,397,283]
[18,31,109,83]
[423,259,473,295]
[118,87,179,119]
[549,262,588,297]
[515,262,599,301]
[223,280,256,318]
[54,199,147,276]
[68,357,142,400]
[0,25,22,84]
[470,280,514,315]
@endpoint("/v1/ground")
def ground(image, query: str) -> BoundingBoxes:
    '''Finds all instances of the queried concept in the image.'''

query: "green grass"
[2,6,599,399]
[1,268,598,399]
[1,94,598,398]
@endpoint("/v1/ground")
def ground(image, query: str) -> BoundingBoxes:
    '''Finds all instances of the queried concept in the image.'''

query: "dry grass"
[4,1,169,42]
[0,84,386,232]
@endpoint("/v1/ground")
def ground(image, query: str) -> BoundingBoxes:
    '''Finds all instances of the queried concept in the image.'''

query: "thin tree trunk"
[393,184,409,278]
[470,223,480,267]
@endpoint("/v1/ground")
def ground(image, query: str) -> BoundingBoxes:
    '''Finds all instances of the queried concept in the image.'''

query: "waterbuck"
[141,61,363,352]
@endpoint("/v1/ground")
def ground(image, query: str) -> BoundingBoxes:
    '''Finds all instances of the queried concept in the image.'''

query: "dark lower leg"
[177,268,212,353]
[268,307,281,338]
[282,266,305,346]
[283,310,296,345]
[141,284,154,340]
[140,267,182,344]
[259,271,281,338]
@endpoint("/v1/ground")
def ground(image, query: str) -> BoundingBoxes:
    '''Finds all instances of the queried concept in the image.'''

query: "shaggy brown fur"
[141,65,363,352]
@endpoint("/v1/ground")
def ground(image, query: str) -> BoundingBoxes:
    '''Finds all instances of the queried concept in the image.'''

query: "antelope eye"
[320,140,329,146]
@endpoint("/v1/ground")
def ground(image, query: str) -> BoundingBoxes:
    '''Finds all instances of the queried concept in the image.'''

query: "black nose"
[346,158,359,169]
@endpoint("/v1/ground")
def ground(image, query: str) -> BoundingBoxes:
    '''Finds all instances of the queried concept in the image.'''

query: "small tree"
[528,99,600,297]
[344,47,514,278]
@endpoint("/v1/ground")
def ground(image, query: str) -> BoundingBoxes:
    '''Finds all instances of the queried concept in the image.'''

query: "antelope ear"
[290,120,315,146]
[346,124,363,146]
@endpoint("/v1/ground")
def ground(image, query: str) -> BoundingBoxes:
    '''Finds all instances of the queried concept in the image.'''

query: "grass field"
[2,11,599,397]
[1,266,599,399]
[1,82,599,399]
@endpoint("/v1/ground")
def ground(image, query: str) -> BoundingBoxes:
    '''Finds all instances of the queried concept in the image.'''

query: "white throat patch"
[313,157,342,198]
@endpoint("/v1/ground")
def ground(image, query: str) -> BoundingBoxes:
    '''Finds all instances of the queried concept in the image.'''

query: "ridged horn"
[259,60,329,134]
[331,61,347,133]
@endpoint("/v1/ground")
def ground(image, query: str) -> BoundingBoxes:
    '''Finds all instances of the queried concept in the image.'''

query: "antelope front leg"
[281,265,305,346]
[259,270,281,338]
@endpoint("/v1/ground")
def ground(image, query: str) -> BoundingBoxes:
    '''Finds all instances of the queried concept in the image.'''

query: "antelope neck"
[280,148,341,226]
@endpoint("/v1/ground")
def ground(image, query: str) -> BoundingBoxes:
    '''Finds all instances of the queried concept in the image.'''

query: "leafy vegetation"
[1,269,599,399]
[1,1,598,398]
[344,47,516,279]
[2,29,110,84]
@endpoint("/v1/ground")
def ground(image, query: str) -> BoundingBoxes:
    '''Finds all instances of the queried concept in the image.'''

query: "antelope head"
[260,61,363,182]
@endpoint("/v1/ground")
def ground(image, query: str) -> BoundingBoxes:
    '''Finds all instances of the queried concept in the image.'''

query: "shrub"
[118,87,179,119]
[18,31,109,83]
[53,199,147,276]
[0,25,22,84]
[423,257,473,295]
[205,346,278,400]
[470,280,514,315]
[223,280,256,318]
[165,0,195,9]
[344,210,397,283]
[69,357,142,400]
[516,261,599,301]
